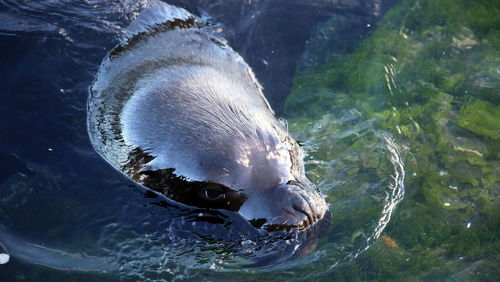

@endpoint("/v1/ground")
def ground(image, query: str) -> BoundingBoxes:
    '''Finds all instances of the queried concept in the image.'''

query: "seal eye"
[200,188,225,201]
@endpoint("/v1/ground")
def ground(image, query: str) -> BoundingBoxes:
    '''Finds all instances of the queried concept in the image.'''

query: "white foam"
[0,253,10,264]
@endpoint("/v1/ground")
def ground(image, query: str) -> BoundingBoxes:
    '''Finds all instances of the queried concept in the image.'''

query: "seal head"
[87,0,328,231]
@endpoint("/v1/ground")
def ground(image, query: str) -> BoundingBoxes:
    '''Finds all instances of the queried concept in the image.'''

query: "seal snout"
[273,184,328,231]
[239,183,328,232]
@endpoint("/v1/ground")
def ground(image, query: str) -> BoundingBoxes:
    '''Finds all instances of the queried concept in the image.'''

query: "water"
[0,0,498,280]
[285,0,499,280]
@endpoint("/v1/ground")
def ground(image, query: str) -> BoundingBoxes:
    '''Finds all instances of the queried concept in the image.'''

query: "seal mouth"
[241,184,328,232]
[266,203,327,232]
[292,203,315,229]
[250,207,326,232]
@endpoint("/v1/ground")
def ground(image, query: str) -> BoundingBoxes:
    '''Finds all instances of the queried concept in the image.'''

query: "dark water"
[1,0,496,281]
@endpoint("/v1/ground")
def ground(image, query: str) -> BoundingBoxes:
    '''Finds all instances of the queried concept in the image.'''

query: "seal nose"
[291,190,320,228]
[239,183,328,231]
[271,184,328,231]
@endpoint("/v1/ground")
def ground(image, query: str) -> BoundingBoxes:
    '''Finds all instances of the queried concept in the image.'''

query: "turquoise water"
[0,0,498,280]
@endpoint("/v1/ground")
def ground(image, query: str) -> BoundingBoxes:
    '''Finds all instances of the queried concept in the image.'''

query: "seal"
[87,0,328,231]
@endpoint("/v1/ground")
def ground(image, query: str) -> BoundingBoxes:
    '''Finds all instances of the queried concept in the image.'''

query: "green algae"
[457,98,500,141]
[323,203,500,281]
[285,0,500,279]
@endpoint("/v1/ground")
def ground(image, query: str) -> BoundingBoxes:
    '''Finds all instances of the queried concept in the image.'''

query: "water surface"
[0,0,497,280]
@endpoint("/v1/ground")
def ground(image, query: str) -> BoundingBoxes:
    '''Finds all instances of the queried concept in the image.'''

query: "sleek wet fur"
[87,1,328,231]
